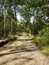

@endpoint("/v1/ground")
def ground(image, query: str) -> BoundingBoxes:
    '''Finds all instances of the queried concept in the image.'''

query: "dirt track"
[0,34,49,65]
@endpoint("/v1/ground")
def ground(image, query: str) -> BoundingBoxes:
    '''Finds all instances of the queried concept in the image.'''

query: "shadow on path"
[0,36,37,57]
[0,46,37,56]
[16,39,33,41]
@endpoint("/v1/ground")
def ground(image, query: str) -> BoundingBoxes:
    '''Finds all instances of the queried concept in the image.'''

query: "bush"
[34,27,49,52]
[41,46,49,56]
[35,36,48,49]
[8,34,17,41]
[38,27,49,44]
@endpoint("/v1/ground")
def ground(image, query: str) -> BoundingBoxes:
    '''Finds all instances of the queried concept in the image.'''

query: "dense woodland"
[0,0,49,55]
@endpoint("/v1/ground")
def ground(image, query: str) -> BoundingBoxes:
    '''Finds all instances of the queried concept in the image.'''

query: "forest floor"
[0,34,49,65]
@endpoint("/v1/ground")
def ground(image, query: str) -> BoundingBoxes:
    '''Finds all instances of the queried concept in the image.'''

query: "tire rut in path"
[0,35,49,65]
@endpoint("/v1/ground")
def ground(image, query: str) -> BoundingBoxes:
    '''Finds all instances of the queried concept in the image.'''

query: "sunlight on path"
[0,34,49,65]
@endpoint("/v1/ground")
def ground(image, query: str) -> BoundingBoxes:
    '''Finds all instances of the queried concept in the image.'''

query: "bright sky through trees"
[30,16,34,23]
[16,12,22,21]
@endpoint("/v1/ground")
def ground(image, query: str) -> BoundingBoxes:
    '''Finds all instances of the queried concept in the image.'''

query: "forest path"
[0,34,49,65]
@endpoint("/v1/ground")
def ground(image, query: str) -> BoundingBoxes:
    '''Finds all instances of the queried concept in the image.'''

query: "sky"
[0,5,2,10]
[16,12,35,23]
[16,12,22,22]
[30,16,34,23]
[0,4,35,23]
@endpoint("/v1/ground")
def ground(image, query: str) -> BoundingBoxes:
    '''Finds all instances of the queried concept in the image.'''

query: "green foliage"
[8,34,17,41]
[41,46,49,56]
[34,27,49,55]
[0,0,49,55]
[32,21,44,34]
[24,25,30,33]
[35,36,48,48]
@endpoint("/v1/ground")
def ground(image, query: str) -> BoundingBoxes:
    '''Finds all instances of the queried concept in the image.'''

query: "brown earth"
[0,34,49,65]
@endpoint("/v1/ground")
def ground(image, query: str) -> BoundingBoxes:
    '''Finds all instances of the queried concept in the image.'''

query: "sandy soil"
[0,34,49,65]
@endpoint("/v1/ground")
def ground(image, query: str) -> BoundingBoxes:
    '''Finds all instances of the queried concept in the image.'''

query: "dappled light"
[0,0,49,65]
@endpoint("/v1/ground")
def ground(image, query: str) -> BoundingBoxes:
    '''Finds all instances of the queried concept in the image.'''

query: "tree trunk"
[4,13,6,37]
[11,18,12,34]
[2,5,6,37]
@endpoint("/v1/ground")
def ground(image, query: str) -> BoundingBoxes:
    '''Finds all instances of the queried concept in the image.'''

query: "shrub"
[35,27,49,49]
[8,34,17,41]
[35,36,47,49]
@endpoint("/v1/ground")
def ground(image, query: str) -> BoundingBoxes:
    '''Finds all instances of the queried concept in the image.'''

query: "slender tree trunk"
[13,5,17,33]
[3,6,6,37]
[11,18,12,34]
[2,5,6,37]
[3,13,6,37]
